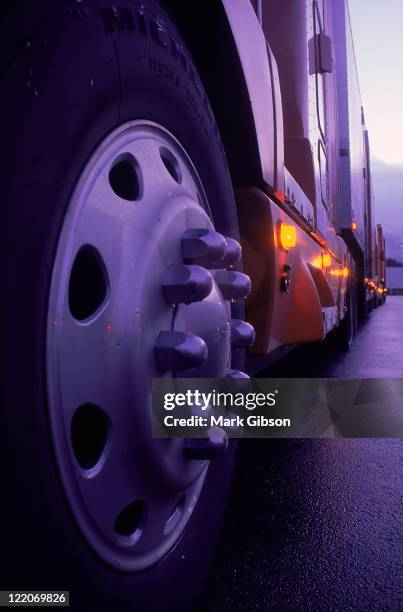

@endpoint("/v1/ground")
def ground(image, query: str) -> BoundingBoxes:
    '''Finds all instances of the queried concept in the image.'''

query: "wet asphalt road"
[205,297,403,611]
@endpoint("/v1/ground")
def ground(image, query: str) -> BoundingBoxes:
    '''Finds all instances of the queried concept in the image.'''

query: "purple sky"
[348,0,403,230]
[348,0,403,167]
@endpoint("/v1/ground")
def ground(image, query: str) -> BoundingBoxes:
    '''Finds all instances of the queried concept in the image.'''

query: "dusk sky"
[348,0,403,233]
[348,0,403,167]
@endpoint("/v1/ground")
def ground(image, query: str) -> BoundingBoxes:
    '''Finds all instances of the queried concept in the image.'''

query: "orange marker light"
[322,253,331,268]
[351,221,358,231]
[280,223,297,250]
[273,191,286,204]
[342,267,349,278]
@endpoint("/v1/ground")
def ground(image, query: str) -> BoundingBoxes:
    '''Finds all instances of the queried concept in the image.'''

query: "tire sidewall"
[2,2,238,609]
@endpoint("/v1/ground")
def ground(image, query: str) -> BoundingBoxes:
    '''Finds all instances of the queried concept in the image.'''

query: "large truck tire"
[1,2,249,610]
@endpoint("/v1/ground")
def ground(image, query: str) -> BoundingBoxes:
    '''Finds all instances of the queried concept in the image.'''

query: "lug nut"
[210,237,242,269]
[223,238,242,266]
[230,319,256,348]
[225,369,250,379]
[183,427,228,460]
[225,369,251,394]
[162,264,213,304]
[214,270,251,300]
[156,331,208,370]
[182,228,227,266]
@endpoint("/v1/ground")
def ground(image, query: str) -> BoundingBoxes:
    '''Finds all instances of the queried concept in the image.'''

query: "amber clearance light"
[330,267,349,277]
[280,223,297,250]
[322,253,331,268]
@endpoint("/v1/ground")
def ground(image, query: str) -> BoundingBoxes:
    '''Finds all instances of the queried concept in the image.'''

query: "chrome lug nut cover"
[182,228,227,266]
[225,369,251,379]
[162,264,213,305]
[214,270,251,300]
[230,319,256,348]
[156,331,208,371]
[223,237,242,267]
[183,427,229,460]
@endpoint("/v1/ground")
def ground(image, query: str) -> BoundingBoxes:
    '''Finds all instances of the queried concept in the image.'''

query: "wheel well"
[163,1,262,187]
[1,0,262,189]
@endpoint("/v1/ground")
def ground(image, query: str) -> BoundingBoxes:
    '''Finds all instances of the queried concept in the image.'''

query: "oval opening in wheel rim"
[68,246,109,322]
[71,403,112,475]
[108,152,143,201]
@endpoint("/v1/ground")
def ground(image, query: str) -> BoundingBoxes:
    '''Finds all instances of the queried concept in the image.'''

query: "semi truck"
[1,0,386,608]
[375,224,387,305]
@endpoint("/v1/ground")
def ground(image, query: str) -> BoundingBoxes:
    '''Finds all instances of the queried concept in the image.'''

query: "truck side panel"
[169,0,378,356]
[332,0,373,263]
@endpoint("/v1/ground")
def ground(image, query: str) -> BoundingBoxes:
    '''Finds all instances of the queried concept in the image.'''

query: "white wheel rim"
[46,120,238,571]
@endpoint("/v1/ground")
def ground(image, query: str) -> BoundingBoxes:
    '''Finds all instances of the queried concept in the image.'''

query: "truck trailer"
[375,223,387,305]
[1,0,386,607]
